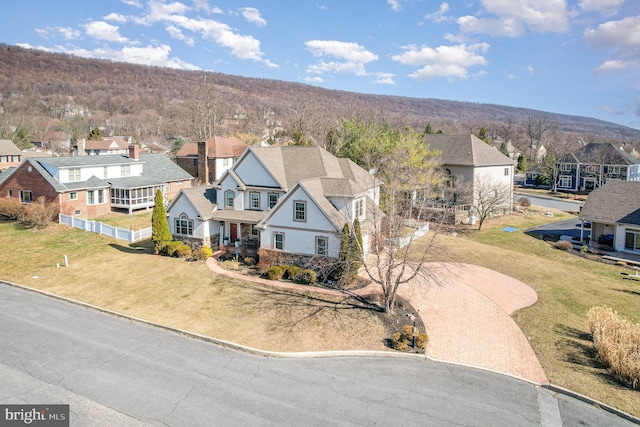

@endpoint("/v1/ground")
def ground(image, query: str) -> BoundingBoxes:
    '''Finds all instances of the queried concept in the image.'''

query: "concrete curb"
[544,384,640,425]
[3,279,639,425]
[514,191,584,205]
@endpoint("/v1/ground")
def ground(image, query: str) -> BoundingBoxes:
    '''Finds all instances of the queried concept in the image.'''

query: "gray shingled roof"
[247,146,379,191]
[174,186,217,219]
[558,142,640,165]
[0,140,21,156]
[425,134,516,167]
[580,180,640,225]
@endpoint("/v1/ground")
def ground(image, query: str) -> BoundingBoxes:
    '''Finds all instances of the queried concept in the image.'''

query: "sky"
[2,0,640,129]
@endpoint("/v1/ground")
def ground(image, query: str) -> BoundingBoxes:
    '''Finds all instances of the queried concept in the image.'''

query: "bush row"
[588,306,640,390]
[266,265,317,284]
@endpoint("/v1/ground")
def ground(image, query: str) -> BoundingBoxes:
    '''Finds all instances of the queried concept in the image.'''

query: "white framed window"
[354,198,364,219]
[294,201,306,222]
[121,165,130,177]
[19,190,31,204]
[225,190,234,208]
[561,164,571,171]
[69,192,78,200]
[316,236,328,256]
[274,232,284,250]
[175,213,194,235]
[585,165,597,173]
[559,176,572,188]
[251,224,259,237]
[87,189,105,205]
[504,167,509,176]
[68,168,81,181]
[222,158,231,167]
[268,193,278,209]
[103,167,108,178]
[607,166,621,175]
[250,192,260,210]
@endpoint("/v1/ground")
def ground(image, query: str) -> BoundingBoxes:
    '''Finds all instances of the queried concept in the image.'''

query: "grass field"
[2,207,639,417]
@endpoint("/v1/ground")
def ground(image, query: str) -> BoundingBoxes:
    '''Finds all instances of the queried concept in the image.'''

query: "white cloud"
[138,0,276,67]
[459,0,569,36]
[84,21,128,43]
[601,102,630,115]
[593,60,638,75]
[392,43,489,79]
[16,42,199,70]
[120,0,142,7]
[166,24,195,45]
[240,7,266,26]
[585,15,640,73]
[373,72,396,85]
[522,65,535,76]
[388,0,402,12]
[305,76,324,83]
[305,40,378,76]
[104,13,128,23]
[425,3,451,23]
[579,0,625,16]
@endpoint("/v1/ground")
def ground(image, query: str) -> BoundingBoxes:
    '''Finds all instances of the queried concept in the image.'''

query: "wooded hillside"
[1,43,638,154]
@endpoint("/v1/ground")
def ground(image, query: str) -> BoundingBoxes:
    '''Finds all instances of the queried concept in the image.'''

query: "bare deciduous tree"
[472,175,512,230]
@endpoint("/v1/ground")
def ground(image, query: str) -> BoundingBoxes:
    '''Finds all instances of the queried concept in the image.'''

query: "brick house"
[175,136,248,184]
[0,145,193,218]
[0,140,22,171]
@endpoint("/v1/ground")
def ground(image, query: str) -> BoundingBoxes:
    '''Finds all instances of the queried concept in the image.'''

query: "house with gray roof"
[579,180,640,253]
[0,145,193,218]
[175,136,248,184]
[0,139,22,171]
[556,142,640,193]
[166,145,381,257]
[425,134,516,222]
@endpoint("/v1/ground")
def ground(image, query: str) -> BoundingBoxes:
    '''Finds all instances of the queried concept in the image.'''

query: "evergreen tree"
[424,124,434,135]
[151,190,172,254]
[12,125,33,150]
[477,127,490,144]
[336,220,363,288]
[517,154,528,173]
[88,125,102,140]
[499,141,510,157]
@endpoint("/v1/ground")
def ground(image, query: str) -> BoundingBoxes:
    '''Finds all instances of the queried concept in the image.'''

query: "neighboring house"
[167,146,381,261]
[0,140,22,171]
[425,134,516,221]
[556,142,640,193]
[73,137,131,156]
[175,136,248,184]
[0,145,193,217]
[579,181,640,253]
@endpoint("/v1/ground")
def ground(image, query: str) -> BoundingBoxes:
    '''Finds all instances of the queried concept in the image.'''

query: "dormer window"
[68,168,81,181]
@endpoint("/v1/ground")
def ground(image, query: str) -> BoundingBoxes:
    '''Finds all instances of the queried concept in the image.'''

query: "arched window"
[175,213,193,235]
[224,190,234,208]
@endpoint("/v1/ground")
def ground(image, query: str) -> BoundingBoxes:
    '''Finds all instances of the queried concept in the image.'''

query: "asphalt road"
[515,192,583,213]
[0,284,636,426]
[526,218,591,240]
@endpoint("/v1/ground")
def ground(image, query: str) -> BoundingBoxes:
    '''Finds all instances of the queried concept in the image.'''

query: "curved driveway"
[1,284,635,426]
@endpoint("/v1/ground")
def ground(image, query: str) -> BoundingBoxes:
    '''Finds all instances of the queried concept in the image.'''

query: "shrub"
[266,266,285,280]
[220,259,240,271]
[24,197,60,228]
[588,306,640,390]
[518,197,531,207]
[390,324,429,351]
[243,257,256,266]
[164,241,191,257]
[297,269,317,284]
[192,245,213,260]
[284,265,302,280]
[0,198,27,220]
[257,248,284,268]
[615,261,627,267]
[553,240,573,251]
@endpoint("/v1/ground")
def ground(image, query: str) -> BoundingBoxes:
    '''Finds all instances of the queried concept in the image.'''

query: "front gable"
[233,149,281,188]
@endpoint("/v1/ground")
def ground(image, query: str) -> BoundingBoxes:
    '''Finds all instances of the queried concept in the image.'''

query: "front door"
[230,223,238,242]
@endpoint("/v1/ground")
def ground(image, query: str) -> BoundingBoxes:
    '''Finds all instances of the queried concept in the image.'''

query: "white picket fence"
[58,214,152,243]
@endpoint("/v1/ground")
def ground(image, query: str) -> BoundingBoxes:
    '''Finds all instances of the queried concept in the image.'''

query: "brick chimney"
[197,140,209,184]
[128,144,140,160]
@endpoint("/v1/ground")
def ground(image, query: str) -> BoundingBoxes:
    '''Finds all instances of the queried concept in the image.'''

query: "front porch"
[220,236,260,258]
